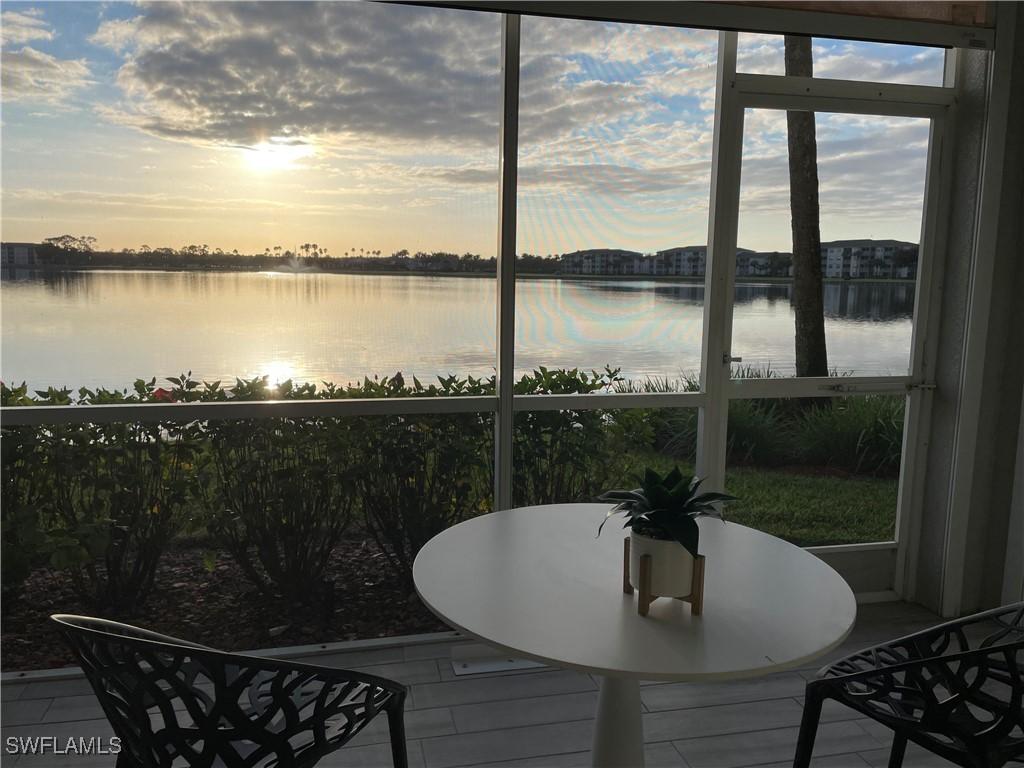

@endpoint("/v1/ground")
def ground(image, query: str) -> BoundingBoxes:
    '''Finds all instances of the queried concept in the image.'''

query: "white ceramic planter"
[629,531,694,597]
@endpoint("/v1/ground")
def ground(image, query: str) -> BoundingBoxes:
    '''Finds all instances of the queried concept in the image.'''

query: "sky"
[0,2,945,257]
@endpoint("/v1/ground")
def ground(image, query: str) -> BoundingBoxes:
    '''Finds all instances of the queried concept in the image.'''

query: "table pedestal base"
[592,676,644,767]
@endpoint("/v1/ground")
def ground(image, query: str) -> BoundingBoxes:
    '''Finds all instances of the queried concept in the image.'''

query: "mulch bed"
[1,536,450,672]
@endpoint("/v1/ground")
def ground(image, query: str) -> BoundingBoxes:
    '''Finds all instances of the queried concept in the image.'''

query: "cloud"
[4,3,936,254]
[0,8,53,46]
[1,46,91,103]
[96,2,718,157]
[738,115,929,225]
[737,32,945,86]
[426,160,710,197]
[1,8,92,103]
[813,41,945,86]
[98,2,503,149]
[88,17,139,53]
[4,187,382,219]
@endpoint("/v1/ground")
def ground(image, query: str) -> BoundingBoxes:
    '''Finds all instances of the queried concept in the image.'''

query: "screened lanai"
[1,1,1021,766]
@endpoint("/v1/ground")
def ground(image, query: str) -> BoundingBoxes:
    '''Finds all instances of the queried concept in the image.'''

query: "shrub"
[657,400,787,466]
[616,374,699,451]
[20,381,202,612]
[659,408,698,461]
[793,395,904,475]
[726,400,790,466]
[0,385,52,611]
[193,376,357,608]
[346,374,493,590]
[513,367,651,504]
[1,368,905,617]
[853,396,905,475]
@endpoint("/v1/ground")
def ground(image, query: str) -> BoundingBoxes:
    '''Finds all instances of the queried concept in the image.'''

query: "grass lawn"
[723,466,897,546]
[628,453,898,547]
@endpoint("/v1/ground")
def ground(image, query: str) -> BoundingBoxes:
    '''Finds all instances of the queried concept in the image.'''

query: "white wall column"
[928,3,1024,615]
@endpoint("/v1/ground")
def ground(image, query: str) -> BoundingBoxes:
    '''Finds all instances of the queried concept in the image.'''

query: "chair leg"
[388,701,409,768]
[887,733,907,768]
[793,685,825,768]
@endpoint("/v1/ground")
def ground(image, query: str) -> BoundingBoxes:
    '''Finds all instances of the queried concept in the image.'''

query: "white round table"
[413,504,856,767]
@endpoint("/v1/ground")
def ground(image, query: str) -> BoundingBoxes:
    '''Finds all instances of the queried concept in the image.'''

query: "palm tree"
[785,35,828,378]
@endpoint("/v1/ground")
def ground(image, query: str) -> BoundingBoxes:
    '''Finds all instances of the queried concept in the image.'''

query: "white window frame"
[0,15,959,599]
[701,33,954,595]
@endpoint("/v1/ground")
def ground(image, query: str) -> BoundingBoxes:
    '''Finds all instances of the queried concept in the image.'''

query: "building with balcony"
[560,248,643,275]
[0,242,39,267]
[820,239,919,279]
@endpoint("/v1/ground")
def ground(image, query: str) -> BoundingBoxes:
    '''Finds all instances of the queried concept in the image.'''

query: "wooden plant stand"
[622,537,705,617]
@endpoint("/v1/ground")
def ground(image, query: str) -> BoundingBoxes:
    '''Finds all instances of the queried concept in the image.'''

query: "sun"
[259,360,298,387]
[242,141,314,172]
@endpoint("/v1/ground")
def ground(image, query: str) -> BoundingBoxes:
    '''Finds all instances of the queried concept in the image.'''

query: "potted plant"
[598,467,736,598]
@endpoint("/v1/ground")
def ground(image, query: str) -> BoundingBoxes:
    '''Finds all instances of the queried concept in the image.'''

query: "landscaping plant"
[0,384,52,611]
[195,376,357,609]
[513,366,650,505]
[0,368,906,623]
[346,373,493,590]
[3,380,202,612]
[793,395,904,475]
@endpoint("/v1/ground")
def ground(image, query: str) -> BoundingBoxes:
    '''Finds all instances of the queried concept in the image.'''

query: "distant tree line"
[34,235,564,274]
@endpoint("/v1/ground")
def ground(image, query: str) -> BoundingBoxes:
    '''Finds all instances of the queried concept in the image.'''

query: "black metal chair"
[794,602,1024,768]
[51,614,408,768]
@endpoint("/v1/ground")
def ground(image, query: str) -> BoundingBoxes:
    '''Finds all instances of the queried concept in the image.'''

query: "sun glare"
[242,141,314,172]
[260,360,298,386]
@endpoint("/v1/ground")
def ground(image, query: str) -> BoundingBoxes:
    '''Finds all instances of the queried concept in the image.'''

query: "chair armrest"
[52,614,213,650]
[224,649,408,702]
[881,603,1023,659]
[816,602,1023,681]
[819,638,1022,685]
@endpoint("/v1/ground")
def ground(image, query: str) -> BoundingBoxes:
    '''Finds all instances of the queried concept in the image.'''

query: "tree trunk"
[785,36,829,378]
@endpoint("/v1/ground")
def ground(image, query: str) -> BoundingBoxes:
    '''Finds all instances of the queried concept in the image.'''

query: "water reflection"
[822,282,914,320]
[734,282,914,318]
[583,279,915,321]
[1,269,915,388]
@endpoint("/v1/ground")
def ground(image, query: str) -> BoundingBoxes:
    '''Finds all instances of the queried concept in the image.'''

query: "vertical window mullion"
[494,13,520,511]
[894,110,949,599]
[697,31,742,491]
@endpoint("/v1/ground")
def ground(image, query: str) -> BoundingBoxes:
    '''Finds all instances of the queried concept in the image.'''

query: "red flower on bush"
[153,387,176,403]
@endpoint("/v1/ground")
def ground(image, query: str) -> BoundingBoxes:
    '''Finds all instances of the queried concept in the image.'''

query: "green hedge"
[655,395,904,475]
[0,368,640,611]
[0,372,904,613]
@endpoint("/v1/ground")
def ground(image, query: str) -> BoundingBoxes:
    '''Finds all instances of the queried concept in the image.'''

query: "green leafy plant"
[346,373,493,590]
[725,399,789,466]
[30,380,202,612]
[598,467,736,557]
[793,395,903,475]
[513,366,650,505]
[194,375,356,608]
[0,388,52,611]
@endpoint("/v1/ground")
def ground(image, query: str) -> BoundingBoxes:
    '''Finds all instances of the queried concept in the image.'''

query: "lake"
[0,270,915,391]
